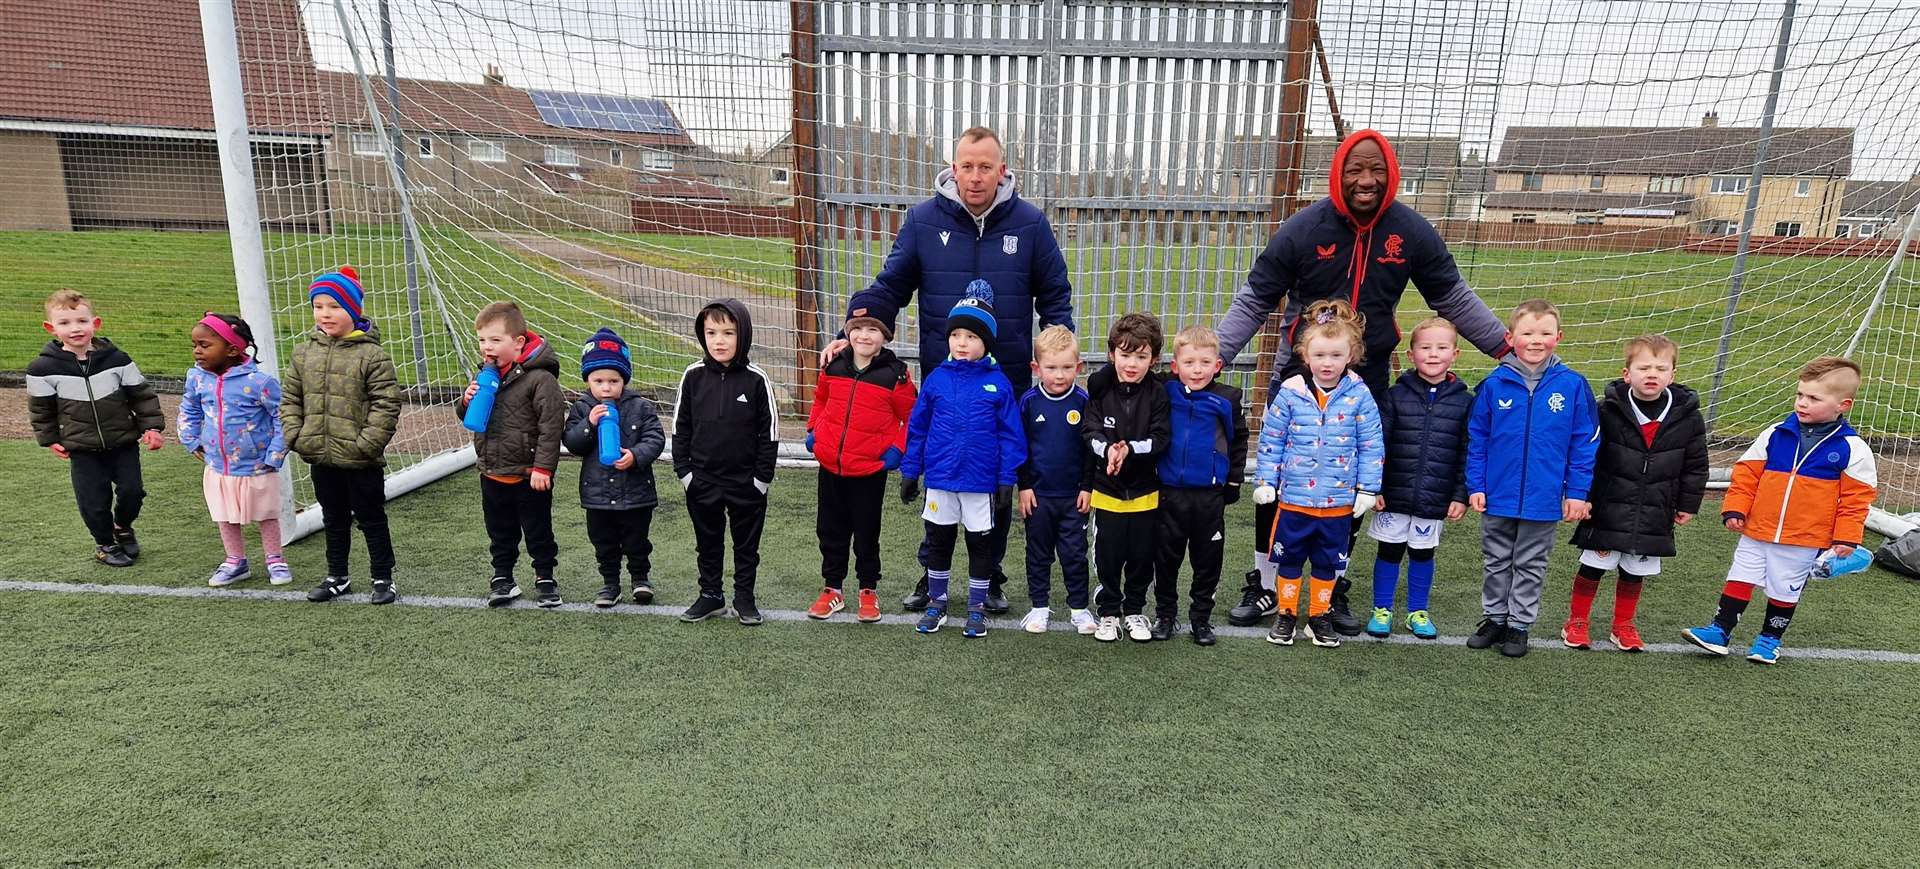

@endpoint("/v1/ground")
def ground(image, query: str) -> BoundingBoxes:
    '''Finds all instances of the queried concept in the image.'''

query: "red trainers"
[1609,620,1645,652]
[1560,617,1591,650]
[807,588,844,620]
[856,589,882,623]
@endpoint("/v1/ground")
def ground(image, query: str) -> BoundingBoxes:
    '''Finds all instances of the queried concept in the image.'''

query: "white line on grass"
[5,578,1919,665]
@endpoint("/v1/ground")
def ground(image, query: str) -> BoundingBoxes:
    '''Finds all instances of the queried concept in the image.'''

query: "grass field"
[4,439,1920,866]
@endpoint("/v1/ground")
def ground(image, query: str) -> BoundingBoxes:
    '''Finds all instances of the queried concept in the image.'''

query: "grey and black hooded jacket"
[26,338,164,452]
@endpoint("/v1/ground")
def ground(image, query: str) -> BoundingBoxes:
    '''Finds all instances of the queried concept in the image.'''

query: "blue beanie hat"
[309,266,367,328]
[580,327,632,382]
[947,279,998,356]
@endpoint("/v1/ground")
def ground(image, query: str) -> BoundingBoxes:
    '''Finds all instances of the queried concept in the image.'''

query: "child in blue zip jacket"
[179,313,290,588]
[1251,300,1385,649]
[900,281,1028,639]
[1153,324,1248,647]
[1465,298,1599,658]
[1017,324,1095,636]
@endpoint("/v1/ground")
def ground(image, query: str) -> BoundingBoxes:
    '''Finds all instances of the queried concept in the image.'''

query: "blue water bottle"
[1813,546,1874,579]
[597,399,623,466]
[462,365,500,433]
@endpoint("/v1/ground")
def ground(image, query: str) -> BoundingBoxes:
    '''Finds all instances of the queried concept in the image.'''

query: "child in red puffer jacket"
[804,310,917,622]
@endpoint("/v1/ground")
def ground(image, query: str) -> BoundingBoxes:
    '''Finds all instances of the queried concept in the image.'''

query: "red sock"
[1569,575,1600,621]
[1614,576,1643,624]
[1722,580,1755,601]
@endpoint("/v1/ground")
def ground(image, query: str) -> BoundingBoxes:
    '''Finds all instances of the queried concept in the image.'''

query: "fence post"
[379,0,429,386]
[789,0,823,407]
[1706,0,1797,429]
[1250,0,1319,430]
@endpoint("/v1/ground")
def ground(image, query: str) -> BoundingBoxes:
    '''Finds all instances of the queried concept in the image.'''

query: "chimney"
[1702,110,1719,128]
[483,64,505,86]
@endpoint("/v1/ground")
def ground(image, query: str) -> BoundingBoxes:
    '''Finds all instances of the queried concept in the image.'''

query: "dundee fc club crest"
[1003,235,1019,255]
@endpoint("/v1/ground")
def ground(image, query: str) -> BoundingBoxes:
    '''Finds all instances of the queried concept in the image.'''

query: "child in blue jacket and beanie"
[900,280,1028,639]
[1465,299,1600,658]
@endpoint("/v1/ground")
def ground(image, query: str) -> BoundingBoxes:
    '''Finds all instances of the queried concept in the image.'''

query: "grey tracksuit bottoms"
[1481,516,1557,630]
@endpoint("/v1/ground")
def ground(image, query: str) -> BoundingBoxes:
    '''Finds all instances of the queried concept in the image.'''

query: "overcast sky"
[302,0,1920,180]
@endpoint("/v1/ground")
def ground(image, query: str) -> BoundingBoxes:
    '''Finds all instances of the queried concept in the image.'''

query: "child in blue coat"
[1465,299,1600,658]
[1252,300,1385,649]
[179,313,289,588]
[900,282,1028,639]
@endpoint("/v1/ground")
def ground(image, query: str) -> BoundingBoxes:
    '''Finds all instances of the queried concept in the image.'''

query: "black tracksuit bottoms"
[687,481,767,602]
[69,443,144,547]
[817,468,886,591]
[480,475,557,580]
[1093,507,1160,617]
[311,463,395,581]
[585,507,654,586]
[1156,487,1225,623]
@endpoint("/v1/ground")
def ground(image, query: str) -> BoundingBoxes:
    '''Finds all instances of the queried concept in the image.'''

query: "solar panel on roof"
[528,89,683,136]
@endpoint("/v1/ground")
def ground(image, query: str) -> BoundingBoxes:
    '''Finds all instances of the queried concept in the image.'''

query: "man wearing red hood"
[1215,129,1512,635]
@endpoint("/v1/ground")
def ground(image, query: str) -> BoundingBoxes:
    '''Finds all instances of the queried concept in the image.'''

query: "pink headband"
[198,314,250,355]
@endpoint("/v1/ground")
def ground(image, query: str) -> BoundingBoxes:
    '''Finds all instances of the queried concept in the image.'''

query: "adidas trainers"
[1123,614,1152,643]
[1094,615,1120,643]
[963,610,989,638]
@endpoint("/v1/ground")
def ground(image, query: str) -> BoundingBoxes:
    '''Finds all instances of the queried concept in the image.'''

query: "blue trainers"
[1405,610,1438,640]
[1683,623,1732,656]
[1746,634,1782,665]
[207,557,251,588]
[963,610,988,638]
[916,605,948,634]
[1366,607,1393,638]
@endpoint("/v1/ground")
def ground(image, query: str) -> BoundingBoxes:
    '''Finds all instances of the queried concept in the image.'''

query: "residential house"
[0,0,327,231]
[1487,114,1853,235]
[1837,179,1919,239]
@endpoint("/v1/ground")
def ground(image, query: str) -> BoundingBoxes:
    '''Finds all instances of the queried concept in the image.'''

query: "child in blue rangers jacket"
[1252,300,1385,649]
[1365,317,1473,640]
[1465,299,1599,658]
[563,328,666,608]
[1017,325,1095,635]
[900,281,1027,639]
[1084,312,1173,644]
[1152,324,1248,647]
[674,299,779,626]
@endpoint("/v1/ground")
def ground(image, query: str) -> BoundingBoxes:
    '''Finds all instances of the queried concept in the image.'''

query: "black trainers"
[534,578,562,608]
[1500,626,1531,658]
[1327,576,1363,636]
[487,577,521,607]
[1227,573,1277,626]
[1466,618,1505,649]
[1151,616,1177,641]
[681,596,727,622]
[901,574,931,611]
[1305,614,1343,648]
[1190,620,1217,647]
[94,544,134,568]
[113,526,140,558]
[594,583,620,608]
[983,573,1010,614]
[307,575,351,602]
[631,579,654,604]
[1266,612,1297,646]
[369,579,396,605]
[735,598,764,626]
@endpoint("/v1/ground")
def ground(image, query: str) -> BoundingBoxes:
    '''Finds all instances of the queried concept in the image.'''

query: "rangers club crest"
[1003,234,1019,255]
[1376,233,1407,264]
[1548,392,1566,413]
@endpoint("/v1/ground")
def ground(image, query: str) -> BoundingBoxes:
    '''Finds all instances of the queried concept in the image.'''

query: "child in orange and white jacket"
[1682,356,1876,665]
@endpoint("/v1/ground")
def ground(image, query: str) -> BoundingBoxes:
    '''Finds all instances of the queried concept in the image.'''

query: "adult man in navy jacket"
[822,126,1076,611]
[1214,128,1511,635]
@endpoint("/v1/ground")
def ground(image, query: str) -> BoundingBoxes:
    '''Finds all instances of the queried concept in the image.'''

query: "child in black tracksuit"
[563,328,666,609]
[1084,313,1172,644]
[673,299,778,626]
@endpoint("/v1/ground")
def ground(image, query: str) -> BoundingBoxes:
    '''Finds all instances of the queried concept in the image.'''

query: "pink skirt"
[203,466,282,524]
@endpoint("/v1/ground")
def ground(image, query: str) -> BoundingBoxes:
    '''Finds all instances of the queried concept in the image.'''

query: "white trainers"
[1124,613,1153,643]
[1021,607,1050,634]
[1070,608,1098,635]
[1094,615,1120,642]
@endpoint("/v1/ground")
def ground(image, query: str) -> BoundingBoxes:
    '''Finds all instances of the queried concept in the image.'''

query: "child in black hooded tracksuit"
[1084,312,1172,644]
[673,298,778,626]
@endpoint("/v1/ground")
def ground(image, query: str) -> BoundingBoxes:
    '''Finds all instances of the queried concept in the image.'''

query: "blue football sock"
[1407,553,1436,611]
[967,576,990,612]
[928,569,951,604]
[1371,558,1401,610]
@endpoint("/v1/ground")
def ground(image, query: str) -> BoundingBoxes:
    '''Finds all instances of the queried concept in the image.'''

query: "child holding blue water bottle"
[456,301,566,608]
[563,328,665,608]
